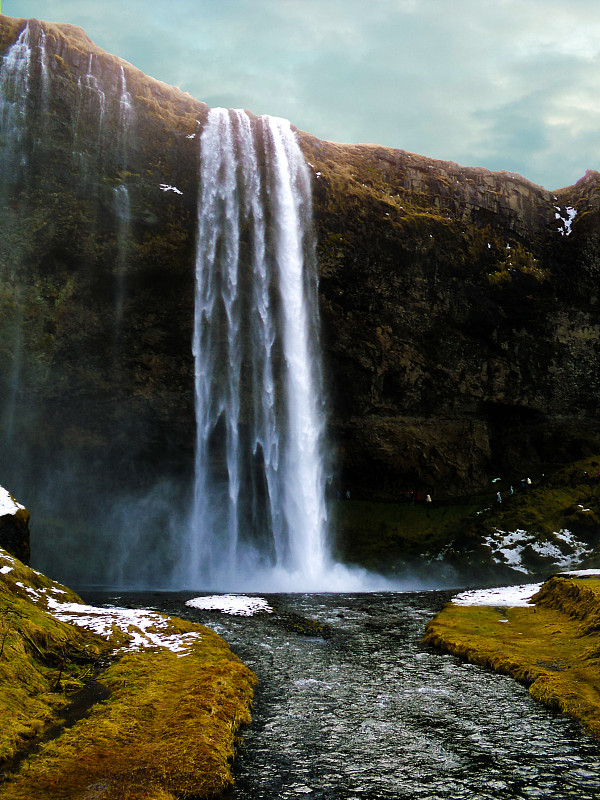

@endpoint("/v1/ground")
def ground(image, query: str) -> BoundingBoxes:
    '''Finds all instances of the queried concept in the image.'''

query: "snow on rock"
[159,183,183,195]
[46,598,202,656]
[484,527,592,573]
[0,487,25,517]
[554,205,577,236]
[186,594,273,616]
[452,583,542,607]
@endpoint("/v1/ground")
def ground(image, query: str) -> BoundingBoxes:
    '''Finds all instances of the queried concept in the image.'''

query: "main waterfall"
[177,108,330,590]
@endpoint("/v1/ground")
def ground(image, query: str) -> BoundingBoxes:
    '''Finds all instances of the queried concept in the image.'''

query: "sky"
[3,0,600,189]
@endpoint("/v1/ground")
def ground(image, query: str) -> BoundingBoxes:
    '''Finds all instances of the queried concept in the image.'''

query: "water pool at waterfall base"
[81,589,600,800]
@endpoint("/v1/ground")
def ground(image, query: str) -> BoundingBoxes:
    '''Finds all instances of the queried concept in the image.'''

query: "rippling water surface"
[84,590,600,800]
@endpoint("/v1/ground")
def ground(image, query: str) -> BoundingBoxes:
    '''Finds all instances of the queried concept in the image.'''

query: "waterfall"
[113,184,131,327]
[0,23,32,183]
[0,24,34,446]
[179,108,329,590]
[117,65,133,169]
[113,67,134,329]
[72,54,106,177]
[39,28,50,115]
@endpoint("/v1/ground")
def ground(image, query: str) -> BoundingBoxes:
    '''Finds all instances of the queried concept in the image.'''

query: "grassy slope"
[423,575,600,739]
[332,455,600,580]
[0,549,256,799]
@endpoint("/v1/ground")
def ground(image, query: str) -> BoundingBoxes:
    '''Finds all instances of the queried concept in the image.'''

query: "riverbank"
[333,455,600,582]
[423,573,600,739]
[0,547,256,799]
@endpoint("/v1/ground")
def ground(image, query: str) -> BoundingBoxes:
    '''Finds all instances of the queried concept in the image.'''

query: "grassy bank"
[423,574,600,738]
[332,455,600,580]
[0,548,256,799]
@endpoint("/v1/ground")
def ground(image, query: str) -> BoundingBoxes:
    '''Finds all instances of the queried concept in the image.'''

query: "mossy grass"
[331,496,482,572]
[0,549,256,798]
[3,637,256,800]
[0,552,108,768]
[331,455,600,577]
[423,575,600,738]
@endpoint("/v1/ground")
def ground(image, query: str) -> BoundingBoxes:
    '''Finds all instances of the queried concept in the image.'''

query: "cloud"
[3,0,600,187]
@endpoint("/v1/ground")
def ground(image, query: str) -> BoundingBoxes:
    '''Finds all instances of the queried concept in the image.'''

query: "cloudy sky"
[4,0,600,189]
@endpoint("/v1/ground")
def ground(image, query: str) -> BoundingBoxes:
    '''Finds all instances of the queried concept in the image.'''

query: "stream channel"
[82,589,600,800]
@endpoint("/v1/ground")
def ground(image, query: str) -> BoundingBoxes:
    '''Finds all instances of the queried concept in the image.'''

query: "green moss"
[0,553,105,767]
[4,637,255,800]
[331,456,600,576]
[0,550,256,798]
[423,575,600,738]
[331,497,481,572]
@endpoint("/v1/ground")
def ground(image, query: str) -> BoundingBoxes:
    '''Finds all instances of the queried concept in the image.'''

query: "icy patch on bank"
[452,583,542,607]
[485,528,592,573]
[47,598,201,656]
[0,566,13,574]
[559,569,600,578]
[186,594,273,616]
[0,486,24,516]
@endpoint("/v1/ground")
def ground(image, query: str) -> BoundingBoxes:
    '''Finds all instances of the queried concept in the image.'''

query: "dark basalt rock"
[0,499,30,564]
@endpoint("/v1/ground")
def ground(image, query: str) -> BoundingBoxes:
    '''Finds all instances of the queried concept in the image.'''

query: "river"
[82,589,600,800]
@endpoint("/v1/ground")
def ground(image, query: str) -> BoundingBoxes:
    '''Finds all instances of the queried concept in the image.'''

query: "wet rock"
[0,488,30,564]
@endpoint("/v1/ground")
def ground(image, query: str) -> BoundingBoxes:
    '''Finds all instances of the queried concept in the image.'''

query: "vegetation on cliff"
[334,455,600,582]
[423,574,600,739]
[0,547,256,799]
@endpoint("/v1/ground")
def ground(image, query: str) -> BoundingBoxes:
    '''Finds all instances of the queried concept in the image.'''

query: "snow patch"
[47,598,202,656]
[186,594,273,616]
[559,568,600,578]
[554,205,577,236]
[0,487,24,517]
[159,184,183,195]
[0,566,13,575]
[484,528,592,573]
[452,583,542,607]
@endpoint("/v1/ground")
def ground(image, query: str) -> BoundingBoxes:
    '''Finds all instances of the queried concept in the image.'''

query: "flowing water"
[83,589,600,800]
[179,109,329,591]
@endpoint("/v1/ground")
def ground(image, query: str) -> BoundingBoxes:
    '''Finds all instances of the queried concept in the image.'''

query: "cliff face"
[0,487,30,563]
[299,136,600,497]
[1,13,600,531]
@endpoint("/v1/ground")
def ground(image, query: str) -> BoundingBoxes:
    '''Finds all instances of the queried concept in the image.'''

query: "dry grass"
[0,549,256,799]
[423,576,600,738]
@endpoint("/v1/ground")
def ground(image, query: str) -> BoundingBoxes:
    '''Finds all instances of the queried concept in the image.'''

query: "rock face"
[299,135,600,498]
[1,13,600,547]
[0,486,30,563]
